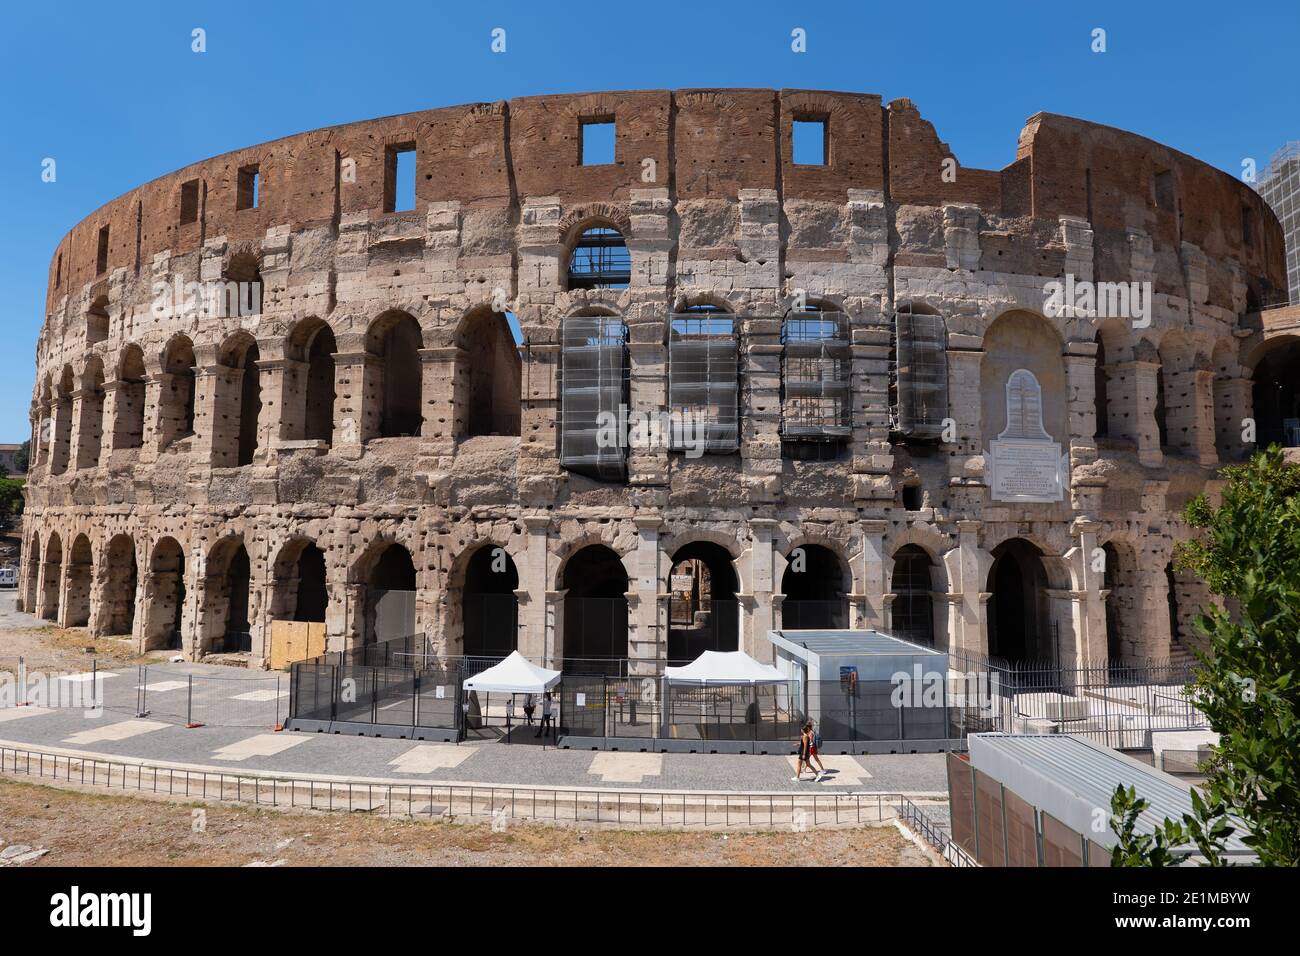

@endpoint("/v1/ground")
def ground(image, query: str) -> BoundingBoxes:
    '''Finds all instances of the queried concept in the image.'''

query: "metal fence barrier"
[0,741,940,831]
[133,666,285,729]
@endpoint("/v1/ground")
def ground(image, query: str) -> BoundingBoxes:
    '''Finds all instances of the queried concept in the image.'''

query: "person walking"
[522,693,536,726]
[792,722,813,781]
[535,691,555,740]
[807,721,826,781]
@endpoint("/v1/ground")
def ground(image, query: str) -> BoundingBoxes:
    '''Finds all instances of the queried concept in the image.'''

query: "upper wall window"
[180,179,200,224]
[237,164,260,210]
[793,118,828,166]
[1242,205,1256,247]
[581,119,615,166]
[668,305,739,454]
[567,226,630,290]
[96,225,110,274]
[55,253,62,288]
[1153,169,1175,212]
[384,144,416,213]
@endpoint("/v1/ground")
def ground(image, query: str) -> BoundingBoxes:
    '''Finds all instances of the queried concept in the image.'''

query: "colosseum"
[18,88,1295,675]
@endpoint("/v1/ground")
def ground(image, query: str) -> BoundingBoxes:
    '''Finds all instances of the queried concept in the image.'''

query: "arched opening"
[145,538,185,651]
[667,542,739,663]
[206,538,252,653]
[223,253,263,316]
[76,357,105,469]
[270,540,328,624]
[1093,332,1109,439]
[461,546,519,658]
[890,545,934,647]
[364,543,417,645]
[457,309,521,438]
[86,294,109,345]
[1103,542,1123,663]
[987,539,1052,662]
[368,311,423,438]
[40,533,62,621]
[63,535,93,627]
[561,545,628,664]
[566,226,630,290]
[50,366,74,474]
[780,544,848,629]
[100,534,137,637]
[22,533,40,614]
[160,336,196,447]
[1251,337,1300,448]
[214,334,262,467]
[559,311,629,480]
[113,345,146,451]
[667,304,740,454]
[979,311,1067,450]
[305,325,336,444]
[1154,364,1169,448]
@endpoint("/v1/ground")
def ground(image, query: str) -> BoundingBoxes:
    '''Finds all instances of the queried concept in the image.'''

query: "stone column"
[1130,360,1164,467]
[49,396,72,474]
[196,363,240,467]
[1064,517,1107,669]
[421,346,459,453]
[330,350,374,455]
[946,520,986,657]
[748,519,777,659]
[630,515,663,675]
[1063,342,1098,466]
[258,358,306,448]
[1215,373,1253,462]
[519,515,550,661]
[69,387,104,471]
[858,520,888,630]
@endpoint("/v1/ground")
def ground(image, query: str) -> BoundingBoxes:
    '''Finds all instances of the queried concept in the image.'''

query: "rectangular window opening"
[96,225,110,274]
[1242,205,1256,247]
[55,253,62,287]
[793,118,828,166]
[385,145,416,213]
[1153,169,1174,212]
[237,164,260,210]
[180,179,200,225]
[581,119,616,166]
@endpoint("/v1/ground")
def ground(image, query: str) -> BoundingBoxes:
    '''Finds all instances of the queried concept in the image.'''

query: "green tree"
[12,439,29,473]
[1111,447,1300,865]
[0,476,23,530]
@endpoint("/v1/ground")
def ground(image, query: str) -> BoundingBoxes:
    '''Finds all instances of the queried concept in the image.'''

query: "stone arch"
[1247,334,1300,449]
[979,310,1067,448]
[889,544,936,647]
[97,533,138,637]
[286,317,337,444]
[366,310,423,439]
[452,542,520,658]
[202,535,253,653]
[112,344,146,451]
[159,334,196,447]
[559,543,629,662]
[213,331,262,467]
[779,540,849,629]
[49,365,75,474]
[454,306,521,439]
[222,251,263,316]
[22,531,40,614]
[86,293,110,345]
[40,532,62,621]
[1093,318,1134,442]
[62,533,93,627]
[565,221,631,292]
[666,539,739,662]
[1099,536,1141,663]
[986,537,1056,661]
[143,537,185,652]
[269,537,328,624]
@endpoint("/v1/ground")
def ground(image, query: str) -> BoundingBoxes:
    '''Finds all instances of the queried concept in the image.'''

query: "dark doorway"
[378,314,423,437]
[225,545,252,652]
[891,545,934,646]
[365,544,417,644]
[462,546,519,658]
[988,539,1052,662]
[1103,543,1121,662]
[294,545,328,623]
[237,344,261,466]
[1252,339,1300,447]
[781,544,847,629]
[1165,562,1181,646]
[562,545,628,665]
[306,326,336,444]
[667,542,739,663]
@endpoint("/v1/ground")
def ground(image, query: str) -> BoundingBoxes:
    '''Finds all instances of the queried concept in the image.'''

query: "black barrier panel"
[607,677,657,738]
[333,665,375,723]
[295,664,333,721]
[373,666,417,726]
[414,670,459,728]
[559,677,606,737]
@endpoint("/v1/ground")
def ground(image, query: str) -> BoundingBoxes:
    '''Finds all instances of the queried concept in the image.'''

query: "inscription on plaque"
[988,369,1065,502]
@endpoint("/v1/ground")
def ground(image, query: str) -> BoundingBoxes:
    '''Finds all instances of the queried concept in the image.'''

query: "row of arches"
[24,524,1191,666]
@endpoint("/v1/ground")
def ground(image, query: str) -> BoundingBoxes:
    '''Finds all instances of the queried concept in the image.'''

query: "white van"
[0,567,17,588]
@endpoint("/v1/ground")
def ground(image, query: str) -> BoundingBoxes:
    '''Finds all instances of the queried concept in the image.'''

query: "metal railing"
[0,742,934,830]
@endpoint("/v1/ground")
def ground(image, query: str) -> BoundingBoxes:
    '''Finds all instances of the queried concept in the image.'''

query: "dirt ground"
[0,591,149,672]
[0,777,933,867]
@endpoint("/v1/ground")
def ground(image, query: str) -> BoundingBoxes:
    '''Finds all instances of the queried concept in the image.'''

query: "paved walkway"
[0,594,947,796]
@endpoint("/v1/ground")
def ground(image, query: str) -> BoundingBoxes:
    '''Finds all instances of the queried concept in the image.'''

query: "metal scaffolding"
[560,315,628,480]
[567,227,632,290]
[894,307,949,438]
[1257,142,1300,305]
[780,310,852,440]
[667,309,739,453]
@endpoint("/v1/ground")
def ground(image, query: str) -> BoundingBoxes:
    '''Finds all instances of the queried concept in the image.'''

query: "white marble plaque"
[990,439,1064,502]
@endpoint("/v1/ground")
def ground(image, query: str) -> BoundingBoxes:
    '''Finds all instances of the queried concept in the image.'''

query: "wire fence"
[0,742,941,831]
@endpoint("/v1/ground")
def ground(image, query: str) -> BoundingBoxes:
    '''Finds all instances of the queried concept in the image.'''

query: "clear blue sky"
[1,0,1296,442]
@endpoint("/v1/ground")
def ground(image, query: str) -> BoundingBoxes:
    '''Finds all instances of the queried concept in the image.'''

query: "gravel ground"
[0,776,933,867]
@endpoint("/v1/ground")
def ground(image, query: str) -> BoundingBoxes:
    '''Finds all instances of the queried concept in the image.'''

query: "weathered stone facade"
[19,89,1291,671]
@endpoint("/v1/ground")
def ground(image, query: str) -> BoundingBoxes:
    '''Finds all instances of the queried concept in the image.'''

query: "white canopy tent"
[462,651,562,695]
[663,650,787,686]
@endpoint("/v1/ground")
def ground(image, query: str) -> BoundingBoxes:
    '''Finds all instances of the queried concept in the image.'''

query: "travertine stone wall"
[20,90,1289,669]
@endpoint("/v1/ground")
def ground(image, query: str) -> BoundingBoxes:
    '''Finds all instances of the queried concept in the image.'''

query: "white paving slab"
[0,706,52,723]
[56,672,119,683]
[786,755,873,786]
[230,688,288,702]
[137,681,189,693]
[63,719,169,745]
[211,734,309,761]
[387,744,477,774]
[588,752,663,783]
